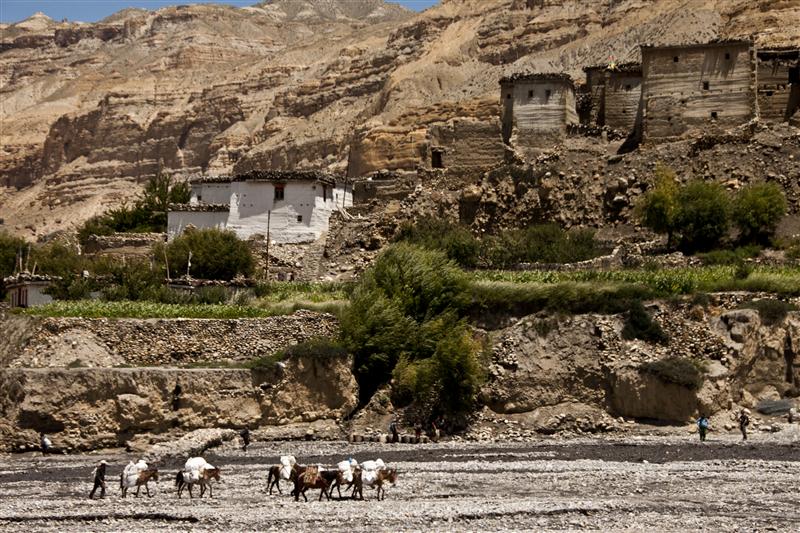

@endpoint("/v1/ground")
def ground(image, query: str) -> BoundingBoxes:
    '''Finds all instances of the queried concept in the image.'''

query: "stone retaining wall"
[4,310,338,368]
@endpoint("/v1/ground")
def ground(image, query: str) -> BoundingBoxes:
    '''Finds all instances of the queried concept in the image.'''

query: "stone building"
[641,40,756,140]
[168,170,353,244]
[3,273,58,308]
[757,48,800,123]
[500,73,578,152]
[582,63,643,134]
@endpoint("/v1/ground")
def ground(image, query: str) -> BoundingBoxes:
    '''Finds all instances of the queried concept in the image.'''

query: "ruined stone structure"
[425,118,506,172]
[581,63,643,134]
[757,48,800,123]
[641,40,756,140]
[500,73,578,154]
[168,170,353,244]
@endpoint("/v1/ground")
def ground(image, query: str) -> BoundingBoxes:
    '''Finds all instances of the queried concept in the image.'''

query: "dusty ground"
[1,433,800,532]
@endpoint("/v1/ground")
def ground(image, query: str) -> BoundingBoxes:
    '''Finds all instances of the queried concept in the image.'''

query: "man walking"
[89,460,108,499]
[40,433,52,455]
[738,409,750,441]
[240,426,251,453]
[697,415,710,442]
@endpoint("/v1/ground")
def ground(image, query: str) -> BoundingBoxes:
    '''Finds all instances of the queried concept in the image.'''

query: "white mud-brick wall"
[501,78,577,154]
[757,51,800,123]
[605,71,643,133]
[167,209,229,238]
[226,181,353,244]
[190,182,231,204]
[642,41,755,140]
[7,283,53,307]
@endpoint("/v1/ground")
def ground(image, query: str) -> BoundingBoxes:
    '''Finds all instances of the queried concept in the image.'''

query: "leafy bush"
[78,173,190,243]
[18,300,275,319]
[621,300,669,344]
[697,245,760,266]
[738,298,798,326]
[160,227,254,281]
[733,182,787,244]
[280,337,348,360]
[340,243,473,405]
[0,231,26,279]
[640,357,705,389]
[481,224,604,267]
[674,180,731,253]
[637,164,679,246]
[395,217,481,268]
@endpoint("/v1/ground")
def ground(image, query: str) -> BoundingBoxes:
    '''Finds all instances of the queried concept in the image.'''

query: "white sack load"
[279,455,296,479]
[184,456,212,472]
[337,460,354,483]
[121,459,149,488]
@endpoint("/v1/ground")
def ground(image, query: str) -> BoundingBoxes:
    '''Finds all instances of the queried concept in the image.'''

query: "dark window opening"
[725,52,731,60]
[766,90,774,97]
[274,184,285,201]
[625,84,632,91]
[528,90,534,98]
[545,89,551,102]
[322,184,328,201]
[297,215,303,223]
[667,116,672,123]
[790,67,800,84]
[703,81,710,91]
[622,109,627,114]
[711,111,719,120]
[506,93,512,99]
[673,56,679,63]
[197,195,202,202]
[431,150,444,169]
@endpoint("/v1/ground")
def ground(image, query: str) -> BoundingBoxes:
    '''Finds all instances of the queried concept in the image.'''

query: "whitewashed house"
[3,273,58,308]
[168,170,353,244]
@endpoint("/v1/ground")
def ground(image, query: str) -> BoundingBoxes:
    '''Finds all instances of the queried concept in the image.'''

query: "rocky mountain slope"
[1,0,799,239]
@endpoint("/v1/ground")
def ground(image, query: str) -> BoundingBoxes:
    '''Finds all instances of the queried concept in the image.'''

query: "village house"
[582,63,643,134]
[640,40,756,140]
[757,48,800,123]
[500,72,578,152]
[3,273,58,308]
[168,170,353,244]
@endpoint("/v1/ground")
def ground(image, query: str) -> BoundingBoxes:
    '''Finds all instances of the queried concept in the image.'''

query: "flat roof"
[640,39,752,52]
[500,72,574,85]
[189,169,339,186]
[168,203,230,212]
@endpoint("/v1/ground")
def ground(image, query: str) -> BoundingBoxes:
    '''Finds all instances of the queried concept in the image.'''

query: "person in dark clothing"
[697,415,710,442]
[240,427,251,452]
[172,380,182,411]
[389,420,399,444]
[40,433,52,455]
[738,409,750,441]
[89,460,108,499]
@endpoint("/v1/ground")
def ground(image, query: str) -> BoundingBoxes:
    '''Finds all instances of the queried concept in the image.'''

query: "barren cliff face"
[1,0,799,239]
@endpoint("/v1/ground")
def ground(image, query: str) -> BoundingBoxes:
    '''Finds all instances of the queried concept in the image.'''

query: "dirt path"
[1,438,799,531]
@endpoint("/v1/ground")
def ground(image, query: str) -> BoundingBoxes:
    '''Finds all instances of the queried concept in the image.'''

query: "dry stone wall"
[3,310,339,368]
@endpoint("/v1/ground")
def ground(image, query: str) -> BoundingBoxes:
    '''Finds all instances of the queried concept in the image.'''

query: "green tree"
[733,182,787,245]
[637,164,679,247]
[161,227,254,280]
[395,217,481,268]
[0,231,26,278]
[674,180,731,253]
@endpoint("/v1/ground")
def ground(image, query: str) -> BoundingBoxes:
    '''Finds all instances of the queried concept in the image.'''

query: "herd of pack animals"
[116,455,397,501]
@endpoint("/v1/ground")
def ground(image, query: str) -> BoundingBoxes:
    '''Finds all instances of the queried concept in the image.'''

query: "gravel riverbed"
[1,435,799,532]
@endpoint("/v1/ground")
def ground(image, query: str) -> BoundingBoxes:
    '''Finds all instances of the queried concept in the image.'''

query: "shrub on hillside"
[395,217,481,268]
[697,245,760,266]
[281,337,348,360]
[621,300,669,344]
[160,228,254,281]
[674,180,731,253]
[0,231,26,278]
[640,356,705,390]
[78,173,190,243]
[481,224,603,267]
[733,182,787,244]
[637,164,679,247]
[738,298,798,326]
[340,243,471,405]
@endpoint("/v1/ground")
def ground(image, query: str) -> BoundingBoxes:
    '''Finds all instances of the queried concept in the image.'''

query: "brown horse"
[267,463,302,495]
[352,467,397,501]
[176,468,221,499]
[293,466,331,502]
[120,469,159,498]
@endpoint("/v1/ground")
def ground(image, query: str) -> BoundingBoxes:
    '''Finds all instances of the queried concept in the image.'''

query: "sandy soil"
[1,434,799,532]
